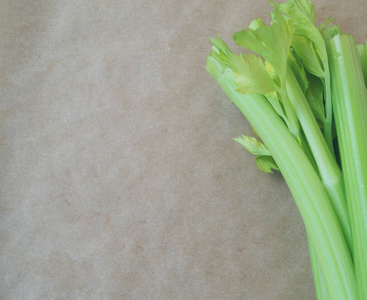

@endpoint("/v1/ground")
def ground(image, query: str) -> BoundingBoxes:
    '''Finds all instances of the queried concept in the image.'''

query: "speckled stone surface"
[1,1,366,299]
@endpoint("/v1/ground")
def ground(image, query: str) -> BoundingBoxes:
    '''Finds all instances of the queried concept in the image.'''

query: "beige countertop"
[1,1,366,299]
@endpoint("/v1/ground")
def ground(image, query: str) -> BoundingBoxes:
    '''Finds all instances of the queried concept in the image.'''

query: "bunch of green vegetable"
[206,0,367,299]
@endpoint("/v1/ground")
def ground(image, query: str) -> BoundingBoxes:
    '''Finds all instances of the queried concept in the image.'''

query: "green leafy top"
[278,0,328,78]
[209,35,278,95]
[233,6,292,88]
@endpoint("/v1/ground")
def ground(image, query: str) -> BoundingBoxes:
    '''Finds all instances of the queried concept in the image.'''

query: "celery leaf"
[305,73,326,123]
[234,135,271,156]
[255,156,280,173]
[233,6,292,85]
[291,35,325,78]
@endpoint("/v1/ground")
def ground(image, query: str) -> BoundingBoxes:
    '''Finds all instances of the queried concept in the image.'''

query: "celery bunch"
[206,1,367,299]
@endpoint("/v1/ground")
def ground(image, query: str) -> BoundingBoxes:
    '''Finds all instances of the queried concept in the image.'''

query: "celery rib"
[357,42,367,88]
[285,67,352,252]
[323,72,335,157]
[327,34,367,299]
[207,54,356,299]
[234,91,356,300]
[307,234,330,300]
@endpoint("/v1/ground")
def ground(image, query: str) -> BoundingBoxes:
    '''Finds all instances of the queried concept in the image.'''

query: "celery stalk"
[357,42,367,87]
[323,71,334,156]
[307,235,330,300]
[206,54,356,299]
[326,33,367,299]
[285,67,352,252]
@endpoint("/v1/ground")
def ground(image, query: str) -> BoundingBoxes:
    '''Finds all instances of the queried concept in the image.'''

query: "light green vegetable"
[327,33,367,299]
[206,1,367,299]
[357,42,367,87]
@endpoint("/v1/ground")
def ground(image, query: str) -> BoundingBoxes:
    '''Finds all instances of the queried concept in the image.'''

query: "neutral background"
[1,1,366,299]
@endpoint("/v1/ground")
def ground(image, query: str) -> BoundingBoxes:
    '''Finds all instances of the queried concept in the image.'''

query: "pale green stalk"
[206,54,356,299]
[285,67,352,252]
[323,69,334,157]
[357,42,367,87]
[307,235,330,300]
[326,33,367,299]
